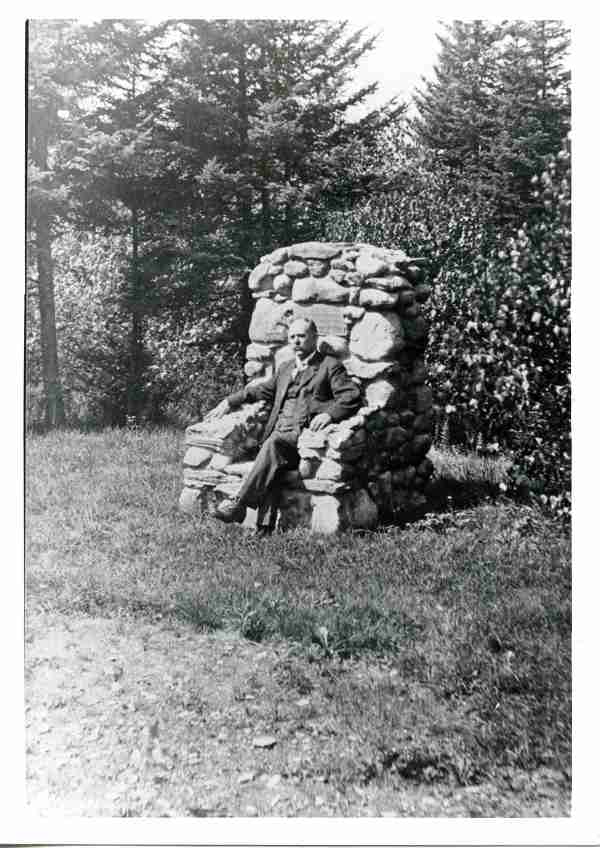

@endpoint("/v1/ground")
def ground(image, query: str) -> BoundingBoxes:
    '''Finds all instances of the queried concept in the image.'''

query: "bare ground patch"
[25,610,569,817]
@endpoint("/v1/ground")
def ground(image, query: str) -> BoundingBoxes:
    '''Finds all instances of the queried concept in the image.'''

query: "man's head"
[288,317,318,359]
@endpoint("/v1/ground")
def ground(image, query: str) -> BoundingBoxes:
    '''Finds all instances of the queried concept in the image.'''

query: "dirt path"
[25,611,569,817]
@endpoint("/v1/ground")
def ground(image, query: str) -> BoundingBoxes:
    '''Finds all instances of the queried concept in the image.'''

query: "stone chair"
[179,241,435,533]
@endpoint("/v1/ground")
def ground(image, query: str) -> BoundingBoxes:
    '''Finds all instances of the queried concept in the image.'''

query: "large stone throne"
[179,241,435,533]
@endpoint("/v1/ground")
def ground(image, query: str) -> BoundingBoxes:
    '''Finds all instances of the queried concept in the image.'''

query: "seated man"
[205,317,361,526]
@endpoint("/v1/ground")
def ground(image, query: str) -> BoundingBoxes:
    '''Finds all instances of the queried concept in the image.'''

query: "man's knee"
[270,432,296,449]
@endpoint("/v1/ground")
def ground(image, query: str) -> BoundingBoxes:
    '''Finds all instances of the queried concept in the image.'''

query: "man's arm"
[326,358,362,422]
[309,357,361,430]
[204,371,278,421]
[228,372,277,409]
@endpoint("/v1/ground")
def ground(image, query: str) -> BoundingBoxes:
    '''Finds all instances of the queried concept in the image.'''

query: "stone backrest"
[179,241,435,532]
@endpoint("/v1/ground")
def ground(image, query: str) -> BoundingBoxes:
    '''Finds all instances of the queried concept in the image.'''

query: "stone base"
[179,482,380,535]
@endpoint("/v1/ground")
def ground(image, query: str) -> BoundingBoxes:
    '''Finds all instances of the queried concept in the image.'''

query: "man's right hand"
[204,398,231,422]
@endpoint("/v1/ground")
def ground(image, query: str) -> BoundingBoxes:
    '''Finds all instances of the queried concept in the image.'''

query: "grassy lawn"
[25,427,571,804]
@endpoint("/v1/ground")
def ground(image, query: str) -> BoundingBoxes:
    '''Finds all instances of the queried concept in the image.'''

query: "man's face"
[288,320,317,359]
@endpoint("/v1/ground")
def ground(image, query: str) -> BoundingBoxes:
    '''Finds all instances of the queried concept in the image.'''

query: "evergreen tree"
[493,20,570,224]
[174,20,405,260]
[410,20,570,229]
[59,20,187,419]
[410,21,502,182]
[26,19,79,428]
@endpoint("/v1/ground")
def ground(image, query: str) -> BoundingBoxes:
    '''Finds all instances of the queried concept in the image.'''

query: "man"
[205,317,361,526]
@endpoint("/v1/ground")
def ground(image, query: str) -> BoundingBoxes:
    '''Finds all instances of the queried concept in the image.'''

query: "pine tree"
[493,20,570,224]
[409,20,570,230]
[410,21,502,182]
[59,20,186,419]
[174,20,405,259]
[27,19,83,428]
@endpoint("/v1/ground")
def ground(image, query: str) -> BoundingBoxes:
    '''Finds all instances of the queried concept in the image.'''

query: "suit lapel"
[296,352,323,391]
[277,360,295,401]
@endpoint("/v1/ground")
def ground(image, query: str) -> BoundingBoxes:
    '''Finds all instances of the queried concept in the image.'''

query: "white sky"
[349,20,440,112]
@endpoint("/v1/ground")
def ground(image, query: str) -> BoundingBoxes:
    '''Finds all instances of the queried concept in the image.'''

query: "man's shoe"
[213,497,246,524]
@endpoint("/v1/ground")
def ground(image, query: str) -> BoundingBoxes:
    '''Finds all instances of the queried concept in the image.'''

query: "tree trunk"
[126,208,145,420]
[260,181,271,254]
[34,214,66,429]
[234,38,254,346]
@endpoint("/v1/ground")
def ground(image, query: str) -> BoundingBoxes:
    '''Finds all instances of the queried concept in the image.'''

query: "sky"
[348,20,440,113]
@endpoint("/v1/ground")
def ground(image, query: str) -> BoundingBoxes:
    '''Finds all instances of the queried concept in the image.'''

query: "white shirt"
[292,349,318,379]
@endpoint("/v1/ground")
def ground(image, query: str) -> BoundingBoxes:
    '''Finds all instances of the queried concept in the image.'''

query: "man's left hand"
[309,412,332,431]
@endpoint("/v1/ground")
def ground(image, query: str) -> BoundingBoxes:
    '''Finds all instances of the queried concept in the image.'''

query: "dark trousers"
[236,430,300,509]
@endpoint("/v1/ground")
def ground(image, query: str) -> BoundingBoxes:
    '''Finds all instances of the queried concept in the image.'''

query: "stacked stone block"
[179,241,435,532]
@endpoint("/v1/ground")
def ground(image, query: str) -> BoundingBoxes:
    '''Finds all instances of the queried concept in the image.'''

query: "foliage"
[410,19,570,229]
[327,140,570,511]
[325,19,571,513]
[26,429,571,793]
[174,20,405,256]
[28,19,405,426]
[27,228,129,427]
[26,227,249,429]
[27,19,85,428]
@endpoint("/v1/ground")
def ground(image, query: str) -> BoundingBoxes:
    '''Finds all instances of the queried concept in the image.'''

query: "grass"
[25,427,571,795]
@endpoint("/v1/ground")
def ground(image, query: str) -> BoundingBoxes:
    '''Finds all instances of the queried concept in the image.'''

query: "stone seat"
[179,240,435,533]
[179,393,433,533]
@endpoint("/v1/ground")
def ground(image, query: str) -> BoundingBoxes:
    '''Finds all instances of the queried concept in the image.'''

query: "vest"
[274,371,310,433]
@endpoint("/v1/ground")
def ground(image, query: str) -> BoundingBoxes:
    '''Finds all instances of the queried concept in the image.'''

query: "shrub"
[325,141,571,513]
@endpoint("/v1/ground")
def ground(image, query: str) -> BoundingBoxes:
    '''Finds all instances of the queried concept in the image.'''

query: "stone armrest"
[185,400,269,464]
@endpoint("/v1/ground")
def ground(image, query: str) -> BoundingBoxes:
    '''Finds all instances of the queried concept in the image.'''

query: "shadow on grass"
[424,476,502,514]
[419,445,511,517]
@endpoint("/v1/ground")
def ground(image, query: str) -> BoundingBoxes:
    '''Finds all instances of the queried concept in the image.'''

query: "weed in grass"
[175,595,223,633]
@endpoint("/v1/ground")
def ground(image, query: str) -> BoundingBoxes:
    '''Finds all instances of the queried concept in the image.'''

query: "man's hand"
[204,398,231,422]
[309,412,332,431]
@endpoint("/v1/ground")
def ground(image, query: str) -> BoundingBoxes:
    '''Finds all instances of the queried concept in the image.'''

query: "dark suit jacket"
[228,352,361,442]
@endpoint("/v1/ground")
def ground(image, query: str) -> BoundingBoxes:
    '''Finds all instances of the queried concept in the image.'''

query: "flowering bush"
[325,142,571,513]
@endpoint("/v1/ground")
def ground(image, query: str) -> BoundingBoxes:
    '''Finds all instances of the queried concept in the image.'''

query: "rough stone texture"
[222,461,254,477]
[183,447,213,468]
[349,312,404,361]
[309,494,343,533]
[359,288,399,309]
[246,342,273,360]
[179,486,203,514]
[355,254,388,277]
[292,276,348,304]
[343,305,365,323]
[318,336,349,358]
[261,246,289,265]
[314,277,349,303]
[290,242,344,260]
[306,259,330,278]
[283,259,309,278]
[180,240,435,531]
[274,344,295,369]
[185,401,268,460]
[315,458,353,481]
[343,356,398,380]
[292,303,347,337]
[248,261,274,292]
[244,360,264,378]
[364,378,400,410]
[367,275,412,292]
[273,273,293,296]
[249,299,293,343]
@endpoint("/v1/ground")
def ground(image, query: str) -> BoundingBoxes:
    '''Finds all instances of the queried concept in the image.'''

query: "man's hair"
[288,317,318,336]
